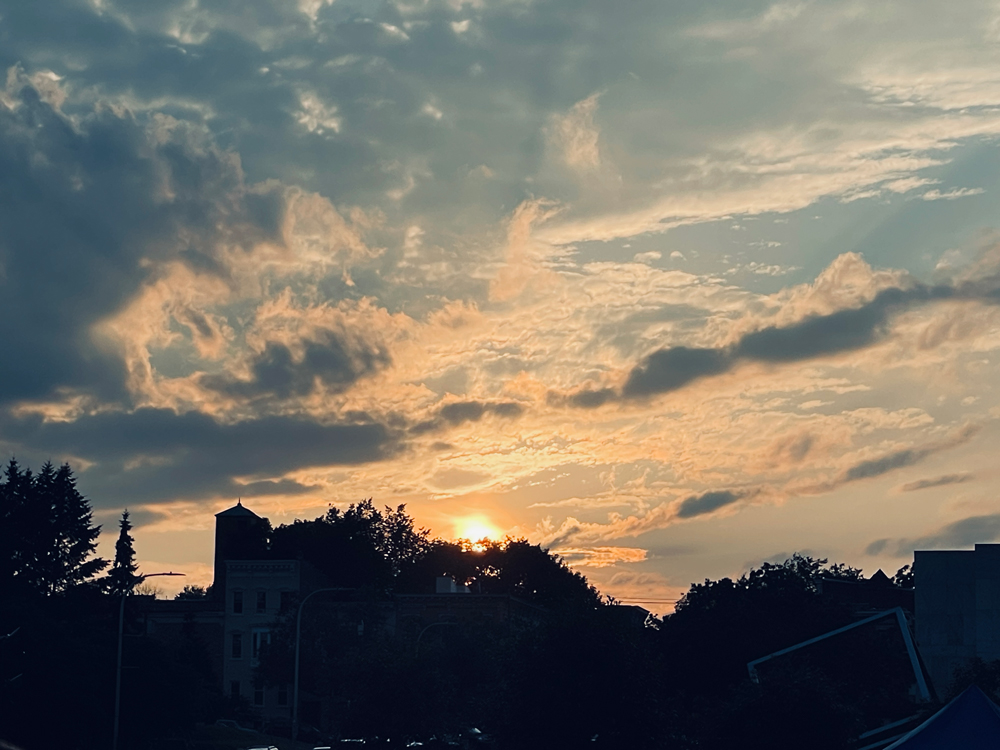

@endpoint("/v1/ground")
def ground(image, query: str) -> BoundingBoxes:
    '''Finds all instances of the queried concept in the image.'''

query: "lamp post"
[113,571,185,750]
[292,588,350,741]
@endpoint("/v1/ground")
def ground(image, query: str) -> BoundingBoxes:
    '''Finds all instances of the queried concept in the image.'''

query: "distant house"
[915,543,1000,696]
[142,500,543,730]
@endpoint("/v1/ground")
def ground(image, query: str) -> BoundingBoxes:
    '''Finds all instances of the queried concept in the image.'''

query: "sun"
[454,516,502,550]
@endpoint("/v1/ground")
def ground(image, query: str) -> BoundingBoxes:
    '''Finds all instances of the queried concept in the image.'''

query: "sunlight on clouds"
[921,187,985,201]
[298,0,333,22]
[489,199,563,302]
[554,546,648,567]
[295,92,342,135]
[11,0,1000,604]
[549,93,603,171]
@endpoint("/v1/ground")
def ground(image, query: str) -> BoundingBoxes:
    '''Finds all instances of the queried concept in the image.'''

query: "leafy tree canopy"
[660,555,865,697]
[269,499,431,589]
[398,537,602,610]
[174,584,209,600]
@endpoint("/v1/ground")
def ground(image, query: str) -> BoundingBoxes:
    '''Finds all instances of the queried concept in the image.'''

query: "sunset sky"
[4,0,1000,609]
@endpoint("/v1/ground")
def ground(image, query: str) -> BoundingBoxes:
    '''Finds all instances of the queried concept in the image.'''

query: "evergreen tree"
[0,459,106,595]
[108,509,143,596]
[48,463,107,592]
[2,458,41,595]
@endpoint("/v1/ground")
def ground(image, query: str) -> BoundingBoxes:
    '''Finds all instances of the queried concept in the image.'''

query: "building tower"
[213,500,268,600]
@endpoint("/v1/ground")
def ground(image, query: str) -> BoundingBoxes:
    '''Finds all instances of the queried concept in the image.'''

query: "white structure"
[223,558,300,714]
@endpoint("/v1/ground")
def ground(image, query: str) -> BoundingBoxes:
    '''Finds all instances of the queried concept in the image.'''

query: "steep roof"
[869,568,892,586]
[214,499,260,519]
[884,686,1000,749]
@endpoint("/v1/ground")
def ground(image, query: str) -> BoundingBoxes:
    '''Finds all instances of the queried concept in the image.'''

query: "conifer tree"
[0,459,106,595]
[48,463,107,593]
[108,509,143,596]
[0,458,30,595]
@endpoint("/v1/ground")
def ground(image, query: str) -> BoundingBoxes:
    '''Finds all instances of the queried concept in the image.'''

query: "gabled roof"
[869,568,892,586]
[215,499,260,519]
[884,686,1000,749]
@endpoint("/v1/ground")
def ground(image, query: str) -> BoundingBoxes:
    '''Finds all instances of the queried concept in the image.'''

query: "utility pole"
[113,572,185,750]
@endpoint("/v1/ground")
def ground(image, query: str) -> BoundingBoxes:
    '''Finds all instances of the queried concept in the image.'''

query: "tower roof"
[215,499,260,519]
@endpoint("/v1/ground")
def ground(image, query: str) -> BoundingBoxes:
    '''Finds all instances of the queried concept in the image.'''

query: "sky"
[4,0,1000,610]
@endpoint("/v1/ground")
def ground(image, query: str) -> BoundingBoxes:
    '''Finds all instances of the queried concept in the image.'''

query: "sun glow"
[454,516,502,550]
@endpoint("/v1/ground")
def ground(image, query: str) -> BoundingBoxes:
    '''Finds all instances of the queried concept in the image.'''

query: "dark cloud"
[0,71,279,406]
[0,407,398,507]
[865,539,889,556]
[416,400,525,431]
[235,478,316,497]
[203,332,391,400]
[733,287,915,363]
[439,401,488,425]
[491,402,525,418]
[566,388,617,409]
[545,387,615,409]
[409,420,440,436]
[623,347,730,398]
[559,280,992,405]
[675,489,742,519]
[840,425,979,486]
[798,425,982,495]
[878,514,1000,556]
[842,448,931,482]
[898,473,973,492]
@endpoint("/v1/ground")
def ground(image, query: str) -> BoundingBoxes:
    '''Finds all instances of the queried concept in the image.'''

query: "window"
[277,685,288,706]
[232,590,243,615]
[231,632,243,659]
[280,591,292,612]
[256,590,267,613]
[230,681,240,700]
[251,629,271,661]
[253,684,264,707]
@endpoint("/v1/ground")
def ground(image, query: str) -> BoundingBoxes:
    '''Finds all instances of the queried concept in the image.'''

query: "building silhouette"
[915,543,1000,695]
[142,500,542,730]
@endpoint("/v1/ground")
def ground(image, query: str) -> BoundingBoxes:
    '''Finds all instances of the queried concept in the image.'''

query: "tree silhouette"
[108,509,143,596]
[48,462,107,592]
[0,459,106,596]
[0,458,34,597]
[893,563,915,588]
[270,499,431,588]
[174,584,209,600]
[397,537,602,609]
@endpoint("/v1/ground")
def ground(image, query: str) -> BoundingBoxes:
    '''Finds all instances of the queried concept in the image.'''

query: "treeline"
[2,459,996,750]
[0,459,222,749]
[262,500,602,608]
[259,548,915,749]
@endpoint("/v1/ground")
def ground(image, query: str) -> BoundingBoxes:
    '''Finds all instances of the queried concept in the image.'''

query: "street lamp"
[113,571,185,750]
[292,588,351,741]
